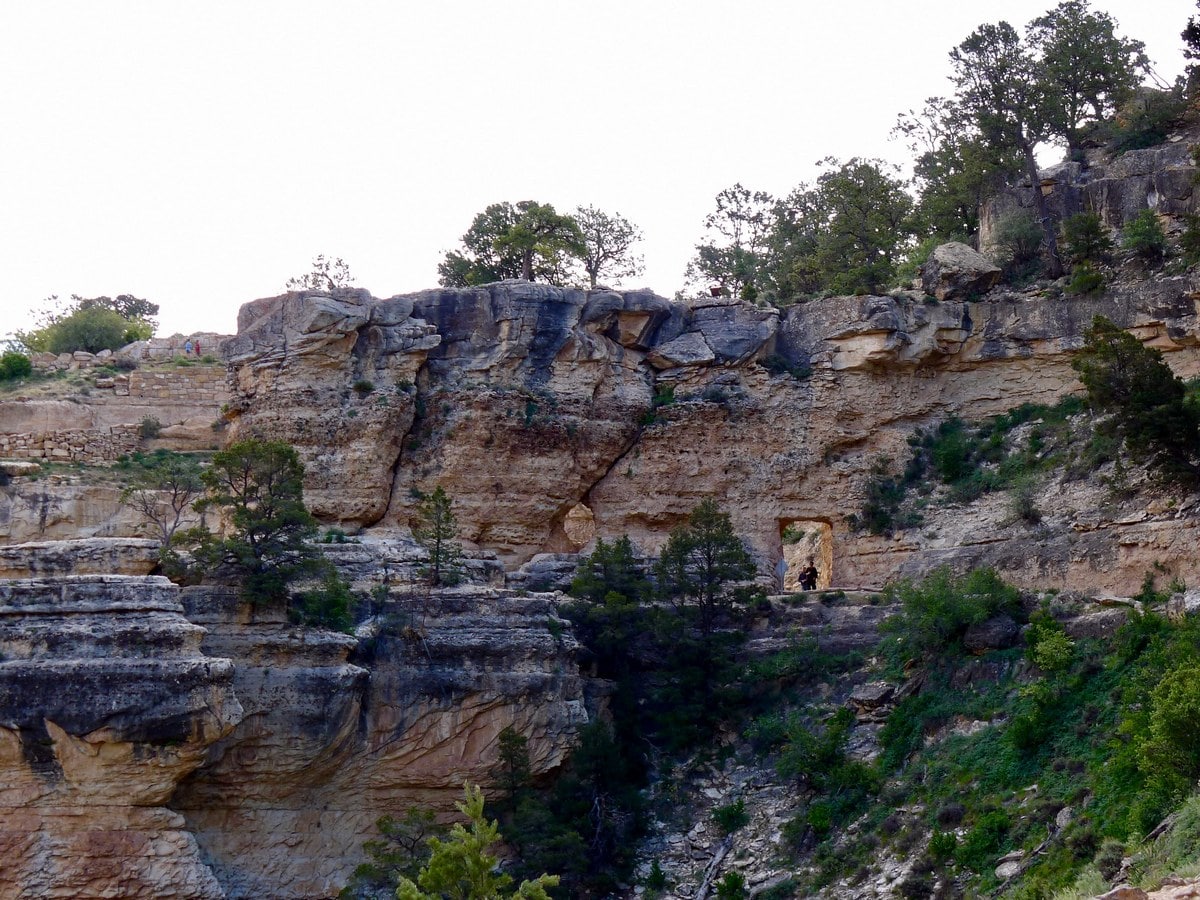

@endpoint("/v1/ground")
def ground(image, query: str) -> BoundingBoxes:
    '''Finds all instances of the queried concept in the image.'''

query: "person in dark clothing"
[799,562,819,591]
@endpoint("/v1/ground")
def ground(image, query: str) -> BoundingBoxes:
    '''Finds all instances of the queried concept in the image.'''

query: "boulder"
[646,332,715,369]
[920,242,1001,301]
[963,613,1021,653]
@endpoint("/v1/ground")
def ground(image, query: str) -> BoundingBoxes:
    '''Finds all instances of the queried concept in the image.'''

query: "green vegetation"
[192,438,323,606]
[0,351,32,381]
[1122,209,1168,263]
[1072,316,1200,485]
[849,395,1093,535]
[395,785,558,900]
[412,485,464,587]
[654,498,757,634]
[118,449,204,554]
[1061,212,1114,266]
[17,294,157,353]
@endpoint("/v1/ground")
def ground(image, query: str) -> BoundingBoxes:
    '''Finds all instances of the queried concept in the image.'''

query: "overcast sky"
[1,1,1194,338]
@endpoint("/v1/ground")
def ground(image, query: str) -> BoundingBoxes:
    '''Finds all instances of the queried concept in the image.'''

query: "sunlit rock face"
[0,570,241,899]
[221,275,1200,594]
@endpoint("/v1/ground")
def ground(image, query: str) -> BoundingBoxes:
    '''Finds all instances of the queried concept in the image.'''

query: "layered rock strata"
[0,571,241,899]
[170,578,586,899]
[224,276,1200,595]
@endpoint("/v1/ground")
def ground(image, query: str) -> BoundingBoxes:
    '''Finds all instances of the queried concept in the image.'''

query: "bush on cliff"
[193,438,323,607]
[1072,315,1200,485]
[0,351,32,380]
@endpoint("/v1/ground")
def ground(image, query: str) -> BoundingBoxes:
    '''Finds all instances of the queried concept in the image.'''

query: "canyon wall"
[224,275,1200,596]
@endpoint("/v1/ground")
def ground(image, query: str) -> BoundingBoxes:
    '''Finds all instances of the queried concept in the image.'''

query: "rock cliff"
[223,274,1200,596]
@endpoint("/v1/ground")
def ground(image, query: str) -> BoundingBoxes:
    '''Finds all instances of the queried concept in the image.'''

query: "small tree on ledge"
[413,485,464,587]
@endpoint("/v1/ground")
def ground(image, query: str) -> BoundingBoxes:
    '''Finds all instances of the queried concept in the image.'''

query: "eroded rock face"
[219,275,1200,595]
[0,573,241,899]
[170,577,586,899]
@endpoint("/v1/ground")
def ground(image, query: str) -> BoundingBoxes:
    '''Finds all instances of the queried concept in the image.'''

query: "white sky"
[1,1,1193,338]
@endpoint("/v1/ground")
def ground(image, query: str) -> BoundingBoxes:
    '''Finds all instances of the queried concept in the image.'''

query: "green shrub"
[645,861,668,892]
[1067,263,1105,294]
[760,354,813,380]
[883,566,1022,663]
[994,211,1044,283]
[139,416,162,440]
[1106,89,1187,155]
[1062,212,1114,266]
[1180,214,1200,268]
[292,570,354,632]
[1093,838,1124,881]
[352,379,374,395]
[0,351,32,380]
[712,799,750,835]
[1123,210,1167,263]
[715,872,747,900]
[956,809,1011,872]
[45,306,132,354]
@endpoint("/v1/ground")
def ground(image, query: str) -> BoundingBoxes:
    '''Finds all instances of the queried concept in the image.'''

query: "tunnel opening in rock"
[779,519,832,591]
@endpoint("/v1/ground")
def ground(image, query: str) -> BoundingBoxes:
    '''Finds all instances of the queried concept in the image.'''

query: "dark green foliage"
[1062,212,1114,266]
[712,799,749,835]
[412,485,463,586]
[1123,209,1167,262]
[439,201,584,286]
[139,415,162,440]
[1106,87,1188,155]
[714,872,747,900]
[1180,214,1200,267]
[569,535,648,604]
[1093,838,1125,881]
[0,351,32,380]
[292,570,354,632]
[1067,262,1105,294]
[492,726,532,814]
[352,379,374,395]
[994,211,1046,283]
[338,807,444,899]
[759,355,812,380]
[18,293,157,353]
[1072,315,1200,484]
[639,385,676,426]
[644,861,668,892]
[193,438,321,607]
[882,567,1022,664]
[846,456,919,536]
[1027,1,1148,154]
[654,499,756,634]
[955,809,1011,872]
[501,722,644,897]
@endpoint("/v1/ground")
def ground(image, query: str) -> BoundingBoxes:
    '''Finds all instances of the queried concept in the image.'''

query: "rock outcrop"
[0,564,241,898]
[167,573,586,898]
[213,274,1200,596]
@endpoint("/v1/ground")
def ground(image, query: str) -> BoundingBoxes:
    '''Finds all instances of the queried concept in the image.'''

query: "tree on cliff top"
[18,293,158,353]
[438,201,584,286]
[573,205,645,290]
[286,254,356,292]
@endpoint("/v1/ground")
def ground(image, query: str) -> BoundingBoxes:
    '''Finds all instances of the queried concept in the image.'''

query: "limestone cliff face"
[167,574,585,899]
[223,276,1200,595]
[0,561,241,898]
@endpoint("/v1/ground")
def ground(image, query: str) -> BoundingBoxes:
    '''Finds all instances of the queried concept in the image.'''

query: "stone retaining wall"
[124,367,229,405]
[0,424,140,463]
